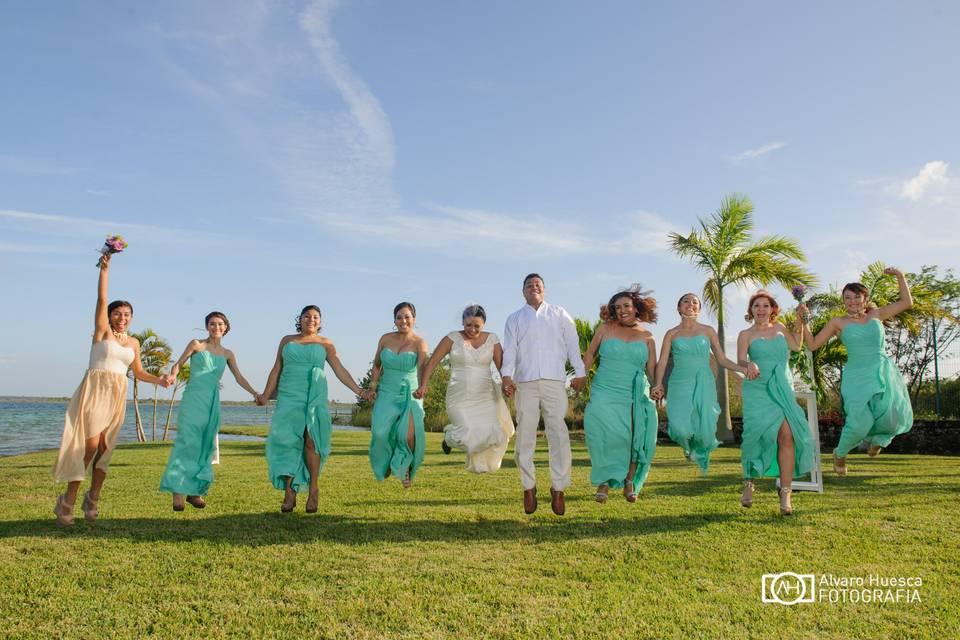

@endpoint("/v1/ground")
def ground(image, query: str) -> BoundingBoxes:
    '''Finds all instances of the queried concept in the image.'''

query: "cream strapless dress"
[52,340,134,483]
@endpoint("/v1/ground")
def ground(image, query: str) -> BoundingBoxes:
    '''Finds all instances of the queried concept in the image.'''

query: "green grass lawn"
[1,430,957,639]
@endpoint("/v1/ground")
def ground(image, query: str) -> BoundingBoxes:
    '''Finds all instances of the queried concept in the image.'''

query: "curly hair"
[295,305,322,333]
[744,290,780,322]
[606,290,657,323]
[204,311,230,335]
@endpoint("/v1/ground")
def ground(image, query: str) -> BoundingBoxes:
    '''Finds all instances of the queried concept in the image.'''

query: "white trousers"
[514,379,571,491]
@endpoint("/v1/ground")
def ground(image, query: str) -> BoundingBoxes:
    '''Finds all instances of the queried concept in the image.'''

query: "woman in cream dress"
[416,305,515,473]
[52,253,171,525]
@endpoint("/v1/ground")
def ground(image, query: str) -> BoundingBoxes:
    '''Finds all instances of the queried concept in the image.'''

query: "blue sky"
[2,0,958,401]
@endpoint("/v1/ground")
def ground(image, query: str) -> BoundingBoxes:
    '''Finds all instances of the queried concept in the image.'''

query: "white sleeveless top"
[88,340,135,375]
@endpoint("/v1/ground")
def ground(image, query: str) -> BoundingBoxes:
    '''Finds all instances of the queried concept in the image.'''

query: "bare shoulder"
[700,323,718,337]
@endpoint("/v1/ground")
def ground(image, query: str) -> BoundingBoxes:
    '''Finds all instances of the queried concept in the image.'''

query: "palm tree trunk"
[162,381,180,441]
[132,379,146,442]
[152,385,158,441]
[715,297,734,443]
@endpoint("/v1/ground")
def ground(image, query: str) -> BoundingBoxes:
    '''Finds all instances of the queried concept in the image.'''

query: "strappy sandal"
[833,453,848,477]
[81,491,99,521]
[54,493,75,526]
[402,469,412,489]
[186,495,206,509]
[623,480,637,503]
[778,487,793,516]
[280,491,297,513]
[740,480,754,508]
[305,491,319,514]
[595,484,609,503]
[867,445,882,458]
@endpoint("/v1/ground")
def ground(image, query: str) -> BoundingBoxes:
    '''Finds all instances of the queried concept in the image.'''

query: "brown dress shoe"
[523,487,537,514]
[550,488,565,516]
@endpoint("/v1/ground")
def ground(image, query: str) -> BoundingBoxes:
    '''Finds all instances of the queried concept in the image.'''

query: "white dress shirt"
[501,301,586,382]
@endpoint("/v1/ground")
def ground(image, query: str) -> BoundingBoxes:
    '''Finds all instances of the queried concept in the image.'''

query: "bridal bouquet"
[96,235,128,268]
[791,284,809,321]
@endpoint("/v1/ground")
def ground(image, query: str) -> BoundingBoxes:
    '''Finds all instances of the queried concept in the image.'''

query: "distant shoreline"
[0,395,356,409]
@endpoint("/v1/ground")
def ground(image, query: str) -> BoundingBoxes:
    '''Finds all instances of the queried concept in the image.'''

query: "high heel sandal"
[595,484,609,504]
[740,480,754,508]
[778,487,793,516]
[833,453,848,477]
[305,491,319,514]
[81,491,99,521]
[402,469,412,489]
[867,444,882,458]
[54,493,75,526]
[280,491,297,513]
[623,480,637,503]
[186,496,206,509]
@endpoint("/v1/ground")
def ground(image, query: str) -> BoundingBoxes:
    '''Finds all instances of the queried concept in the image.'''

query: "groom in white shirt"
[501,273,586,516]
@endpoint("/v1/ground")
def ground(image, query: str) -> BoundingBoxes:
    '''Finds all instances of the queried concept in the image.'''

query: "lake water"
[0,399,363,457]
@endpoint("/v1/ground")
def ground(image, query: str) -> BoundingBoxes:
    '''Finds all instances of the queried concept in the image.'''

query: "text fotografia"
[762,573,922,605]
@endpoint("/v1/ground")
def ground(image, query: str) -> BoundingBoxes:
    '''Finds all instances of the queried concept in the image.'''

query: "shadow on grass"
[0,511,736,546]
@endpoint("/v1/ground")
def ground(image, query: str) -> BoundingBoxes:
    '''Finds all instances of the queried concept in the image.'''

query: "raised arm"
[225,349,260,399]
[259,337,290,403]
[324,342,367,398]
[93,254,112,341]
[800,311,840,352]
[414,336,453,399]
[876,267,913,321]
[777,322,804,353]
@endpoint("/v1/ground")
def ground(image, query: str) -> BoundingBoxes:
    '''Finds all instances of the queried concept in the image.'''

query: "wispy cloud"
[729,141,789,163]
[0,208,227,248]
[0,154,81,176]
[900,160,949,201]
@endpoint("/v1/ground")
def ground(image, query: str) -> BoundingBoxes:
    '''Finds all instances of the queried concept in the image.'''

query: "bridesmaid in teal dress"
[652,293,758,475]
[737,291,813,516]
[259,305,371,513]
[368,302,428,487]
[159,311,261,511]
[582,289,659,503]
[799,267,914,475]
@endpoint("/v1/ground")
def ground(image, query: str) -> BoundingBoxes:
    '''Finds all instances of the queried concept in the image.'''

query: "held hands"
[650,384,665,405]
[412,386,427,400]
[255,393,267,406]
[743,363,760,380]
[360,388,376,402]
[501,377,516,398]
[570,376,587,394]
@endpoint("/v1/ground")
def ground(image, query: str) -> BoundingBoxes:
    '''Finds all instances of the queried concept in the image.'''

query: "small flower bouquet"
[791,284,809,321]
[96,235,128,268]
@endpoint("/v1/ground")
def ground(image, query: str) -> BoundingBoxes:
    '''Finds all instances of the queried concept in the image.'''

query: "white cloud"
[900,161,949,201]
[729,141,789,163]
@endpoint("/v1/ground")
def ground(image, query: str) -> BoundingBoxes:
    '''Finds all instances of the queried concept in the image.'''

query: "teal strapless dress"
[741,335,813,479]
[583,339,658,489]
[265,342,332,492]
[159,351,226,496]
[369,349,425,482]
[666,335,721,475]
[836,319,913,456]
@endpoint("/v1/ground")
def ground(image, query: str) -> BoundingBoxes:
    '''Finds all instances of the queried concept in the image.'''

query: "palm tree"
[567,317,601,418]
[162,362,190,441]
[668,194,818,441]
[129,329,172,442]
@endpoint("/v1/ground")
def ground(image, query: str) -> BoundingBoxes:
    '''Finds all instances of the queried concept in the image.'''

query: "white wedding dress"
[443,331,515,473]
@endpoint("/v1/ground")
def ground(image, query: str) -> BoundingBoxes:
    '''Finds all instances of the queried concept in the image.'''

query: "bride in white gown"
[415,305,515,473]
